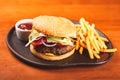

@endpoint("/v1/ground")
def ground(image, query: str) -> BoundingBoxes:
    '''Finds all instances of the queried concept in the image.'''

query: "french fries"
[79,47,83,55]
[75,18,117,59]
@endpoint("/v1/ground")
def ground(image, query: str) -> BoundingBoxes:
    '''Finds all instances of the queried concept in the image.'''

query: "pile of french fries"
[75,18,117,59]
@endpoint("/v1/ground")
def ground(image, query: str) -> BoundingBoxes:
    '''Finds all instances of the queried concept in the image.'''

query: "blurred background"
[1,0,120,22]
[0,0,120,80]
[1,0,120,41]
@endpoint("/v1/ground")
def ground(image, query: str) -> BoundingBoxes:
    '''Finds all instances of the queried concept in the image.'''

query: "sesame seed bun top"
[32,16,76,38]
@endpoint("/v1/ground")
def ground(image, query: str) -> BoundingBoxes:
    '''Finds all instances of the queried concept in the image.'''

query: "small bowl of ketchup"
[15,19,32,41]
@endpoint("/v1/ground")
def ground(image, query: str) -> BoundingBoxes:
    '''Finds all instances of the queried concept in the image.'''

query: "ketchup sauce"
[19,23,32,30]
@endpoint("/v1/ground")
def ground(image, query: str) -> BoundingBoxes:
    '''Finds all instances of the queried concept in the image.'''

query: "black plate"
[6,24,114,68]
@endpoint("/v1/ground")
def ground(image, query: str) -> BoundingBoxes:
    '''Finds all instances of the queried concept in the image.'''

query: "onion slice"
[41,39,56,47]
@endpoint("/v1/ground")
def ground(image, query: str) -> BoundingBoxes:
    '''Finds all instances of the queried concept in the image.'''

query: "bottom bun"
[30,44,75,61]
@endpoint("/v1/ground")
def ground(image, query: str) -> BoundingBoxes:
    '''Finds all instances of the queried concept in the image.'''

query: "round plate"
[6,24,114,68]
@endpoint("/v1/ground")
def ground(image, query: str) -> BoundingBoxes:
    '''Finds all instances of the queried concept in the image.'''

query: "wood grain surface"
[0,0,120,80]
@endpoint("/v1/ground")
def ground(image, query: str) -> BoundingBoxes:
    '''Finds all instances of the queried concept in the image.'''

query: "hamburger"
[27,16,76,60]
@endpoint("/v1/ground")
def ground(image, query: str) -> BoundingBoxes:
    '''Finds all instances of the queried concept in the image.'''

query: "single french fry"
[86,37,94,59]
[70,38,76,42]
[79,47,84,55]
[75,42,79,50]
[75,36,80,50]
[100,37,109,42]
[93,35,101,51]
[80,18,86,34]
[78,30,85,41]
[93,51,100,59]
[100,48,117,52]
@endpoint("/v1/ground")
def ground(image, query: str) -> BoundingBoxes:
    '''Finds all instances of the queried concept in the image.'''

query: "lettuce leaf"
[47,36,73,45]
[25,28,73,47]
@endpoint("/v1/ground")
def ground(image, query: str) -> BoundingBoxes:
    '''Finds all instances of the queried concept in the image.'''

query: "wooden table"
[0,0,120,80]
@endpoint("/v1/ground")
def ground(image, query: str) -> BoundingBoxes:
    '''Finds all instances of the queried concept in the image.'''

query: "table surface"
[0,0,120,80]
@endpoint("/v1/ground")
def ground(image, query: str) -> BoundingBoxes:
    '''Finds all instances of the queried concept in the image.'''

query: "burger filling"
[26,28,75,56]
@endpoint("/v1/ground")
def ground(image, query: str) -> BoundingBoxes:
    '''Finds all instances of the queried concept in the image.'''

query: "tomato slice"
[31,37,67,47]
[55,43,67,47]
[31,37,47,46]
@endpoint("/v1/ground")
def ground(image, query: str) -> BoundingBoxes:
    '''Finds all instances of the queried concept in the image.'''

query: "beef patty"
[34,44,74,55]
